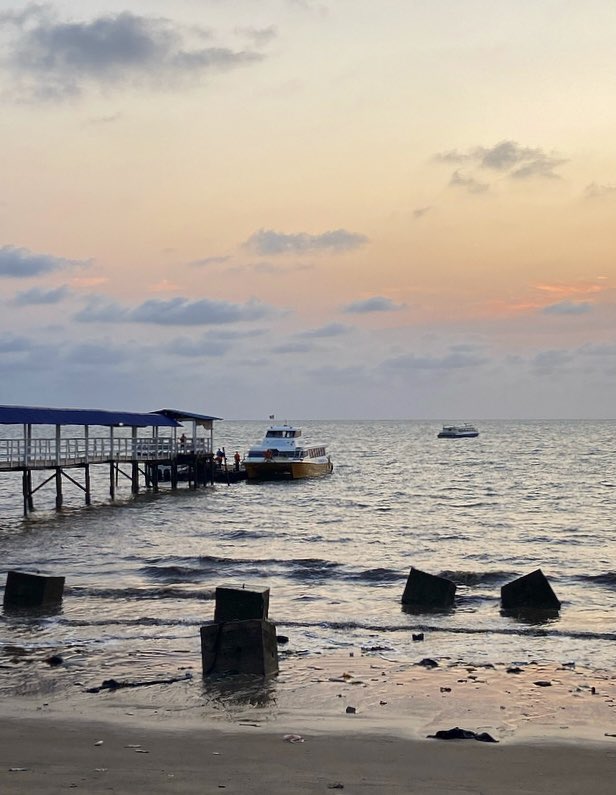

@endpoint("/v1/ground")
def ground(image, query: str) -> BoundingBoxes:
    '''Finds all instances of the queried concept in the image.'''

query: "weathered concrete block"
[214,585,270,623]
[3,570,65,608]
[200,618,279,676]
[501,569,560,611]
[401,567,456,609]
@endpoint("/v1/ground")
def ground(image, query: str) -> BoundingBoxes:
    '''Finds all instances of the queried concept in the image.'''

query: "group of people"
[216,447,242,472]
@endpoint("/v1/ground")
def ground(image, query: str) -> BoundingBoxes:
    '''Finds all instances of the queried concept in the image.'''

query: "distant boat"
[243,423,333,480]
[437,423,479,439]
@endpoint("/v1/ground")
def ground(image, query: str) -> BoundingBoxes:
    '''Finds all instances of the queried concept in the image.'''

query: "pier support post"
[171,461,178,490]
[109,462,116,501]
[84,464,91,506]
[4,570,65,609]
[22,470,29,517]
[26,469,34,512]
[55,467,63,511]
[131,461,139,495]
[152,462,159,493]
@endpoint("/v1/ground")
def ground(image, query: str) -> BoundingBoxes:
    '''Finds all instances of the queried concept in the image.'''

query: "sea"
[1,419,616,701]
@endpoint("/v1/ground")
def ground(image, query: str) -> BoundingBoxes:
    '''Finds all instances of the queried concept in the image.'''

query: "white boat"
[437,423,479,438]
[243,423,333,480]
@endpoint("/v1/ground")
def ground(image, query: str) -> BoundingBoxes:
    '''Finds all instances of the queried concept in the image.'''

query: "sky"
[1,0,615,420]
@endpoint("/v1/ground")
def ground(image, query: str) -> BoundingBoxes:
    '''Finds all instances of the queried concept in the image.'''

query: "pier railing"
[0,436,211,470]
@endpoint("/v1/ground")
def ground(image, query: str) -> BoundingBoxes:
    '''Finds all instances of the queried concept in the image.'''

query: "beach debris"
[345,706,356,714]
[506,666,523,674]
[45,654,64,666]
[283,734,304,743]
[534,680,553,687]
[3,570,65,609]
[94,740,104,746]
[417,658,439,668]
[9,767,29,772]
[201,618,279,676]
[428,727,499,743]
[440,686,452,693]
[276,635,289,645]
[328,784,344,789]
[86,672,192,693]
[401,567,456,609]
[501,569,561,611]
[412,633,424,641]
[124,744,141,749]
[379,700,387,705]
[135,749,150,753]
[94,768,108,772]
[604,733,616,738]
[591,686,596,694]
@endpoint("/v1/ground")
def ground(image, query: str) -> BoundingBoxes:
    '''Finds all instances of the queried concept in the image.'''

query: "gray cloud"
[531,349,573,372]
[382,350,488,371]
[343,296,404,314]
[0,332,33,353]
[75,295,277,325]
[236,25,277,47]
[244,228,368,256]
[64,341,130,365]
[164,336,230,358]
[298,322,350,338]
[12,284,70,305]
[542,300,592,315]
[1,6,263,100]
[584,182,616,199]
[449,170,489,194]
[0,245,88,277]
[271,341,314,353]
[437,140,567,183]
[188,255,230,267]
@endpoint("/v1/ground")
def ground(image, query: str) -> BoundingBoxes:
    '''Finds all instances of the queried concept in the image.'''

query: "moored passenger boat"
[437,423,479,438]
[243,423,333,480]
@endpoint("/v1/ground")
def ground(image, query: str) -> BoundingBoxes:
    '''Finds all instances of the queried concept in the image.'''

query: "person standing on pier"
[234,451,241,472]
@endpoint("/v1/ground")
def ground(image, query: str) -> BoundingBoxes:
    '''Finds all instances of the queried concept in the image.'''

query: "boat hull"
[437,431,479,438]
[244,460,333,481]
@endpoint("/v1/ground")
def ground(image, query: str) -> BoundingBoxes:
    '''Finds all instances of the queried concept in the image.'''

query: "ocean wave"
[343,568,402,584]
[577,572,616,587]
[65,586,215,601]
[438,570,516,586]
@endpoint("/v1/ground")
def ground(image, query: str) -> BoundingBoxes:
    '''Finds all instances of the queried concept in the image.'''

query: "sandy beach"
[2,651,616,793]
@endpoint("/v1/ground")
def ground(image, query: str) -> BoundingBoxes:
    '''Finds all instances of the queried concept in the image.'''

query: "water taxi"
[243,423,333,480]
[437,423,479,438]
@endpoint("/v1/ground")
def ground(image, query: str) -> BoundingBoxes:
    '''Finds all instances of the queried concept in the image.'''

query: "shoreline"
[2,652,616,792]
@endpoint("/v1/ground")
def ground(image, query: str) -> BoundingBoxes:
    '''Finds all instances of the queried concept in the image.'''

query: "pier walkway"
[0,405,221,515]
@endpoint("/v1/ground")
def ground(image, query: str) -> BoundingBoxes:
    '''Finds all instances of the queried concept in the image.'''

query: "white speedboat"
[437,423,479,438]
[243,423,333,480]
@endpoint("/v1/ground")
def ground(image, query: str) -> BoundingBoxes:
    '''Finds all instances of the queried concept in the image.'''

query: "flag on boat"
[269,414,275,419]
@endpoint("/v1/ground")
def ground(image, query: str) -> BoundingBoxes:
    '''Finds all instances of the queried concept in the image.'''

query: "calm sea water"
[1,420,615,698]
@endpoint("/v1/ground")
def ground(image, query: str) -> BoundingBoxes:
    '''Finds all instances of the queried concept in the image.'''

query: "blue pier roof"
[0,405,180,428]
[153,408,222,424]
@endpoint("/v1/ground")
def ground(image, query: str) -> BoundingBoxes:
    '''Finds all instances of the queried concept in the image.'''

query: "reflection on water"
[201,672,278,714]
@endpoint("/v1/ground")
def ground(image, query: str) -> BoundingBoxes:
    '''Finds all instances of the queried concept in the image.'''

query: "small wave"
[65,586,214,601]
[439,570,516,586]
[577,572,616,587]
[344,568,402,584]
[287,559,342,580]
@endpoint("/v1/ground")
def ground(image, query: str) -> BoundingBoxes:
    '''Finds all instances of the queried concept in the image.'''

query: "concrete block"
[401,567,456,609]
[3,570,65,608]
[200,618,279,676]
[501,569,561,611]
[214,585,270,622]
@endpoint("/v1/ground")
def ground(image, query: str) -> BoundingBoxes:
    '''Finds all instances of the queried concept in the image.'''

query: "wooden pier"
[0,405,221,516]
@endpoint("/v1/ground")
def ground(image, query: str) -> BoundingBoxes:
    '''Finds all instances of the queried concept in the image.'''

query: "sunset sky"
[1,0,615,419]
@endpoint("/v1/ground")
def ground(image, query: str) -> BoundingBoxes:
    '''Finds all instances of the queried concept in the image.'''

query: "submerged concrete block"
[214,585,270,623]
[401,567,456,609]
[501,569,561,611]
[3,570,65,608]
[200,618,279,676]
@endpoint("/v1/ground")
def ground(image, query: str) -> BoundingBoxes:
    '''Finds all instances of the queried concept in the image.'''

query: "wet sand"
[2,652,616,793]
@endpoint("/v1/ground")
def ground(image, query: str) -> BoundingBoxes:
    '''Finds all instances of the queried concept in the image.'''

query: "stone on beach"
[214,585,270,623]
[3,570,65,609]
[200,618,279,676]
[401,567,456,609]
[501,569,561,611]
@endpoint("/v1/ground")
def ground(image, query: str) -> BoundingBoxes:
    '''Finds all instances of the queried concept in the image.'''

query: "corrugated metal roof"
[0,405,180,427]
[153,408,222,423]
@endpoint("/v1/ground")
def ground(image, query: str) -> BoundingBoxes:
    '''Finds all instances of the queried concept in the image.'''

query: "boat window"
[266,430,283,438]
